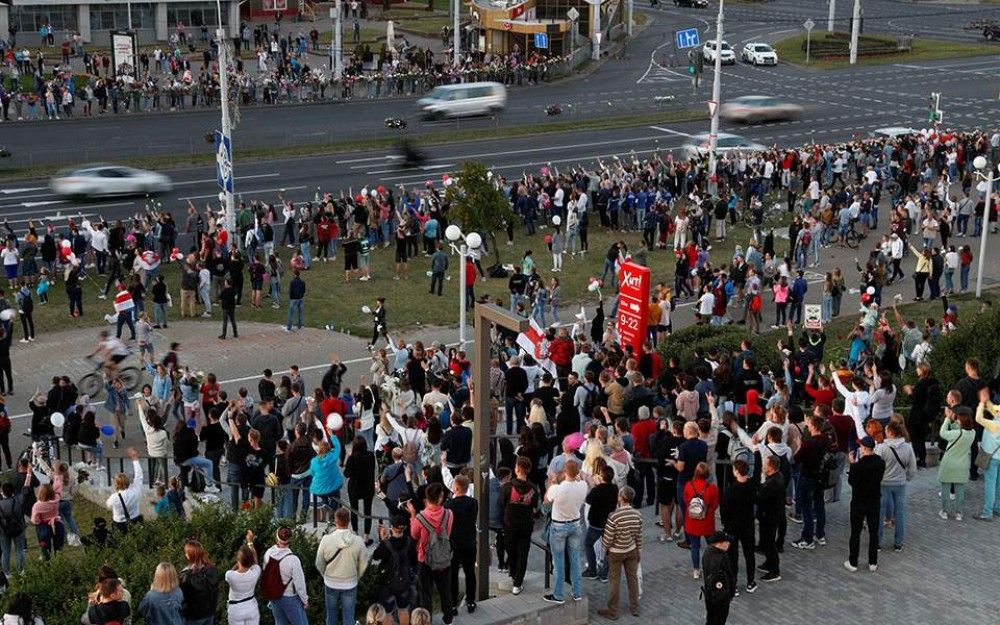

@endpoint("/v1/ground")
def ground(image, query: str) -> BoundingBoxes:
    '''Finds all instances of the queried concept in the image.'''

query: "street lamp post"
[828,0,836,32]
[707,0,725,196]
[849,0,860,65]
[331,1,343,79]
[453,0,461,66]
[445,225,482,345]
[973,156,998,298]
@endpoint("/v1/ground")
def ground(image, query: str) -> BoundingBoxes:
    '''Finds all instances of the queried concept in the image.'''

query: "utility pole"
[828,0,836,32]
[849,0,860,64]
[453,0,461,66]
[331,1,343,79]
[592,0,601,61]
[216,1,235,238]
[626,0,633,37]
[707,0,724,197]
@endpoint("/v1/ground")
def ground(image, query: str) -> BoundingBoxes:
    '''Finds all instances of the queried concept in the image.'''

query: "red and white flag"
[516,318,558,379]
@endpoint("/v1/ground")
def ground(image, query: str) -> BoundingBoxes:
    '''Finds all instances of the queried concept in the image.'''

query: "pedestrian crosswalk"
[637,63,692,83]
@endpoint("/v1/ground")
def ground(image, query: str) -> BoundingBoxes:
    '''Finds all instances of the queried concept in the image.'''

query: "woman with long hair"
[30,484,64,561]
[225,535,261,625]
[139,562,184,624]
[179,540,219,625]
[938,407,975,520]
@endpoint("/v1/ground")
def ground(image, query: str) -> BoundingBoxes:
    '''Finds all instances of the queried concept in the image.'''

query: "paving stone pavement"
[570,468,994,625]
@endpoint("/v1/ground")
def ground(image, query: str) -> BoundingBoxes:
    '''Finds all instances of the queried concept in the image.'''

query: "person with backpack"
[262,526,308,625]
[372,514,416,625]
[87,577,131,625]
[0,471,32,575]
[845,436,886,573]
[407,482,454,625]
[790,417,830,550]
[316,508,368,625]
[179,540,219,625]
[138,562,184,625]
[444,475,478,615]
[682,462,719,580]
[701,532,736,625]
[379,448,413,518]
[499,456,538,596]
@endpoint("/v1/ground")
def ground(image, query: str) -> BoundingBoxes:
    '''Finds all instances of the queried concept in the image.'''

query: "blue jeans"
[944,269,954,292]
[878,483,907,548]
[301,242,312,269]
[324,585,357,625]
[982,457,1000,518]
[270,280,281,305]
[821,294,833,323]
[798,475,826,542]
[289,474,312,519]
[199,286,212,313]
[0,531,26,575]
[686,533,703,569]
[270,595,309,625]
[548,519,583,601]
[286,299,304,330]
[960,265,970,291]
[183,456,217,487]
[583,525,608,579]
[59,499,78,535]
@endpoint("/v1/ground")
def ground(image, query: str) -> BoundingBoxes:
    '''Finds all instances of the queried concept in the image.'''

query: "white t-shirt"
[0,248,18,266]
[698,292,715,316]
[546,479,588,522]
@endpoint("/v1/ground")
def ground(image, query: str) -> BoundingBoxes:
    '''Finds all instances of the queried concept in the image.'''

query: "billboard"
[616,261,651,356]
[110,31,138,82]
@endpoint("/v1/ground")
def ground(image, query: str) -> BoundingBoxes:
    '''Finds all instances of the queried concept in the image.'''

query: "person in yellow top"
[908,245,931,300]
[975,388,1000,521]
[647,295,662,345]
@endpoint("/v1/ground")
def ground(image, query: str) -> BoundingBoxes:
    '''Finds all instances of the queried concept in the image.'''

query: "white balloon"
[50,412,65,428]
[326,412,344,431]
[0,309,13,321]
[552,215,562,226]
[361,305,372,314]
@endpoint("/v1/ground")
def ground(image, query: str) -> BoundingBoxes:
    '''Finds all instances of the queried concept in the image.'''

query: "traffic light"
[688,50,697,75]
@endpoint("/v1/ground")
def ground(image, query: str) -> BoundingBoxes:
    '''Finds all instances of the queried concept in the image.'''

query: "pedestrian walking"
[219,278,238,340]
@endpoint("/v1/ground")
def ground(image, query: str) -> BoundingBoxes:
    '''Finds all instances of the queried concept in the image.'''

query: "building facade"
[0,0,242,45]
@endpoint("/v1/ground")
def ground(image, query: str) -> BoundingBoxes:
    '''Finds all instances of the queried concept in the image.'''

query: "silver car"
[50,165,173,199]
[682,132,766,158]
[721,96,803,123]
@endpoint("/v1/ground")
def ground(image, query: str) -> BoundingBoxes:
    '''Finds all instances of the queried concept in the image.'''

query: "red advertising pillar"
[616,261,651,356]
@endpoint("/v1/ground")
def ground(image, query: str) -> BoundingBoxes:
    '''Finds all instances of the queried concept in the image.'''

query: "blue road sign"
[215,130,233,194]
[675,28,700,50]
[534,33,549,49]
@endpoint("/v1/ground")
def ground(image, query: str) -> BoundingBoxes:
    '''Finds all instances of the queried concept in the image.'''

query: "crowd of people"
[0,122,997,625]
[0,14,569,121]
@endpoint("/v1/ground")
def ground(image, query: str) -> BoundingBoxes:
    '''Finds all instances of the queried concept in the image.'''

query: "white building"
[0,1,242,45]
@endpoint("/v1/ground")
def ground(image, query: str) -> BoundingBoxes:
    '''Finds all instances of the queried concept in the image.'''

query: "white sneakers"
[511,585,522,595]
[843,561,858,572]
[692,569,701,580]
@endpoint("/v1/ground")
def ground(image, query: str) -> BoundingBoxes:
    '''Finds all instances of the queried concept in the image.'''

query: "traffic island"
[773,31,998,68]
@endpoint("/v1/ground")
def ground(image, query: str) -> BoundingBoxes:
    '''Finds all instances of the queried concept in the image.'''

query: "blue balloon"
[100,425,116,436]
[186,419,197,429]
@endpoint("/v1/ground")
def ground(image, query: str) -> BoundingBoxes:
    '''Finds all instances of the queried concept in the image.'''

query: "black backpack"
[703,567,732,605]
[582,383,599,420]
[384,537,415,595]
[818,448,840,489]
[0,498,24,537]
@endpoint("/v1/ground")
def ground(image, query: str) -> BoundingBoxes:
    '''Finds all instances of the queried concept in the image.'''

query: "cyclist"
[89,330,130,378]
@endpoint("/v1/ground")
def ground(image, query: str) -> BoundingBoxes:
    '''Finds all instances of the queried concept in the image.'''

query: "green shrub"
[8,504,385,624]
[660,323,783,373]
[928,303,1000,389]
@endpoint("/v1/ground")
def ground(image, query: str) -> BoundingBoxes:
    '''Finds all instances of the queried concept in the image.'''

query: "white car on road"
[702,40,736,65]
[50,165,173,199]
[741,42,779,66]
[683,132,766,158]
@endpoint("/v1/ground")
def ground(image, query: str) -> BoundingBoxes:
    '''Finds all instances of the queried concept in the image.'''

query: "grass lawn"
[774,32,999,69]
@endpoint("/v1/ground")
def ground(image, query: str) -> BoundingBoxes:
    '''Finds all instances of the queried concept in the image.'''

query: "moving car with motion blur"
[702,40,736,65]
[720,95,803,123]
[741,42,779,66]
[50,165,173,199]
[416,82,507,120]
[683,132,766,158]
[673,0,708,7]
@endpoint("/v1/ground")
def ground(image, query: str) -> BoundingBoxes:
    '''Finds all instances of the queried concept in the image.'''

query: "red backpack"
[261,555,291,600]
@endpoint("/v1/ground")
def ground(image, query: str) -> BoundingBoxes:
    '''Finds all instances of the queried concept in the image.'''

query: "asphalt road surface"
[0,0,997,170]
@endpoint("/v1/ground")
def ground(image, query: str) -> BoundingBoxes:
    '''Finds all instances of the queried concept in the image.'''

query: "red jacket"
[683,478,719,537]
[465,259,477,287]
[548,337,574,367]
[631,418,657,459]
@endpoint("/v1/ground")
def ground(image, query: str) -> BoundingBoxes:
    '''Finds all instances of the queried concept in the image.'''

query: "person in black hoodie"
[845,436,886,573]
[701,531,736,625]
[179,539,219,624]
[445,474,479,613]
[440,410,472,475]
[499,456,538,595]
[583,465,618,582]
[756,455,785,582]
[720,459,757,594]
[172,421,219,492]
[344,436,377,543]
[199,407,227,483]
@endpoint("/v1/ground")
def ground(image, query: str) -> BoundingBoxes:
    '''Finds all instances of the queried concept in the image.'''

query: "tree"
[444,160,516,268]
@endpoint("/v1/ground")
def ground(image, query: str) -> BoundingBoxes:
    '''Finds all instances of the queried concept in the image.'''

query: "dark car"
[674,0,709,7]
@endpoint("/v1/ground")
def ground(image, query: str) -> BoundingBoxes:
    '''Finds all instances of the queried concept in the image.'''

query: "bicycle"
[842,220,863,250]
[79,356,144,400]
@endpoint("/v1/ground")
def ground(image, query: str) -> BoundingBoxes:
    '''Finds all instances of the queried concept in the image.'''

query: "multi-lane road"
[1,0,998,227]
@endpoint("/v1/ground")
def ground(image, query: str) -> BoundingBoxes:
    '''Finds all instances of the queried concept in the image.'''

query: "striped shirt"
[602,506,643,554]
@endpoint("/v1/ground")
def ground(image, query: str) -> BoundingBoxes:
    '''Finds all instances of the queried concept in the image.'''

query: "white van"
[416,82,507,120]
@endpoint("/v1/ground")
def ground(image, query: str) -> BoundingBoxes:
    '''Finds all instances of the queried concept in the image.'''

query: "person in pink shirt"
[772,276,790,328]
[30,484,64,561]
